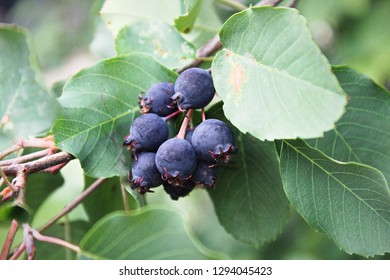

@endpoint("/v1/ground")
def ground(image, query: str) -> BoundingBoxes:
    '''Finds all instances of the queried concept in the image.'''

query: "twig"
[217,0,247,11]
[0,145,20,161]
[0,167,18,192]
[287,0,297,8]
[39,178,106,232]
[10,242,26,260]
[0,220,19,260]
[255,0,283,6]
[1,151,74,177]
[0,149,52,166]
[0,136,56,160]
[121,183,130,213]
[31,228,80,253]
[177,36,222,73]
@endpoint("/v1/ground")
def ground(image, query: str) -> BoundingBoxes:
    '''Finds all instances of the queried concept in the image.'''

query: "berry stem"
[162,110,182,121]
[202,108,206,122]
[177,109,194,139]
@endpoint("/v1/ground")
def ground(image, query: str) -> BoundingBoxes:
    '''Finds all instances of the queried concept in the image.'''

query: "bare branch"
[1,151,74,177]
[0,220,19,260]
[40,178,106,232]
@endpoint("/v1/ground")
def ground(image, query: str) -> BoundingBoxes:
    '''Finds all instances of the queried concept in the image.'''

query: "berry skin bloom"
[191,119,237,164]
[123,113,168,154]
[172,68,215,110]
[138,82,177,117]
[191,161,218,189]
[129,152,163,194]
[155,138,197,187]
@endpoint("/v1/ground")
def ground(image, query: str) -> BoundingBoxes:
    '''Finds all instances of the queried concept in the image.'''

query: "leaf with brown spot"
[212,7,347,141]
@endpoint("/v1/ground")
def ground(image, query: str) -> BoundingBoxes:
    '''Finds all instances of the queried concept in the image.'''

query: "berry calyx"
[155,138,197,187]
[191,119,237,164]
[138,82,177,117]
[129,152,163,194]
[191,161,217,189]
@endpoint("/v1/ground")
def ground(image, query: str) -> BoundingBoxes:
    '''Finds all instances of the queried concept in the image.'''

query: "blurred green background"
[1,0,389,260]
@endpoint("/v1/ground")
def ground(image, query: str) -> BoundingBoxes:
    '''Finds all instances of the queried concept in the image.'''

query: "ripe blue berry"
[129,152,163,194]
[163,181,195,200]
[191,161,217,189]
[191,119,237,164]
[172,68,215,110]
[139,82,177,117]
[155,138,197,186]
[184,128,195,144]
[123,113,168,154]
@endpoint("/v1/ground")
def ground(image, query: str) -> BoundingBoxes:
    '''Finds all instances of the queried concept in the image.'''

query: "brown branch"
[31,227,80,253]
[0,149,52,167]
[177,36,222,73]
[255,0,283,6]
[39,178,106,232]
[0,220,19,260]
[1,151,74,177]
[10,242,26,260]
[0,136,56,160]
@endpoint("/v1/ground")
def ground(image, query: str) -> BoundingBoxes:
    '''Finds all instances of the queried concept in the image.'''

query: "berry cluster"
[123,68,237,200]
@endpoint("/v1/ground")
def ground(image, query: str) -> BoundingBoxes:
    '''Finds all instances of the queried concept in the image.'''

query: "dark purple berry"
[155,138,197,186]
[191,161,217,189]
[172,68,215,110]
[184,128,195,144]
[123,113,168,154]
[163,181,195,200]
[192,119,237,164]
[129,152,163,194]
[138,82,177,117]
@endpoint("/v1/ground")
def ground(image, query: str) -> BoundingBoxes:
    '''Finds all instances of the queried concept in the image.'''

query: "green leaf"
[207,102,290,246]
[0,24,59,140]
[280,139,390,257]
[0,203,30,223]
[309,66,390,185]
[52,54,178,178]
[79,207,225,259]
[211,7,347,140]
[100,0,221,49]
[83,176,134,224]
[25,172,64,219]
[35,221,90,260]
[182,0,222,48]
[116,21,196,69]
[174,0,202,33]
[100,0,181,36]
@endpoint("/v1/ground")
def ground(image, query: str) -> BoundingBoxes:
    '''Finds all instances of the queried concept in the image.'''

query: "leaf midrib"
[283,140,390,227]
[56,108,137,144]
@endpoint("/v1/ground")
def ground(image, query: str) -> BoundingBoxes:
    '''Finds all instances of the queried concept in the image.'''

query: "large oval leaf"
[211,7,347,140]
[280,139,390,257]
[52,54,177,178]
[79,207,225,259]
[100,0,181,35]
[116,21,196,69]
[0,25,59,142]
[309,66,390,184]
[207,103,289,246]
